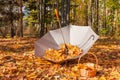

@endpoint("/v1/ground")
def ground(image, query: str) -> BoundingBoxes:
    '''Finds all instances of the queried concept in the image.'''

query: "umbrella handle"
[55,9,68,55]
[54,9,66,44]
[80,35,95,48]
[55,9,60,21]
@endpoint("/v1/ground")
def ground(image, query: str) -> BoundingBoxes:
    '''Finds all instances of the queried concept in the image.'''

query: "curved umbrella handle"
[79,35,95,49]
[77,35,95,59]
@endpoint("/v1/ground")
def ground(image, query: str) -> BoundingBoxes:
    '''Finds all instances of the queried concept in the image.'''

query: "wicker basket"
[77,53,98,78]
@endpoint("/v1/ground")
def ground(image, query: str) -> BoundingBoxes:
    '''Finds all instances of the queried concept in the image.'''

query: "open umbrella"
[35,25,99,59]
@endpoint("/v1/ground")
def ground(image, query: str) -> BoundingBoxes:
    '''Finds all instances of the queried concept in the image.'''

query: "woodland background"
[0,0,120,38]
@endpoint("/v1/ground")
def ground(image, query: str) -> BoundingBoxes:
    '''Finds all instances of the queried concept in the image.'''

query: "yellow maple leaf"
[99,76,106,80]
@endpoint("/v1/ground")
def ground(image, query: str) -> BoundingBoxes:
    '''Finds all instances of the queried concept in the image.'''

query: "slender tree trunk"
[61,0,70,27]
[88,0,91,26]
[40,0,46,37]
[0,26,7,38]
[61,0,64,26]
[96,0,99,28]
[10,20,15,38]
[114,10,119,37]
[38,0,40,30]
[10,4,15,38]
[20,0,23,37]
[73,0,76,24]
[103,0,106,28]
[84,0,88,26]
[66,0,70,25]
[50,0,54,29]
[90,0,93,27]
[95,0,99,33]
[37,0,42,37]
[91,0,99,34]
[110,9,115,36]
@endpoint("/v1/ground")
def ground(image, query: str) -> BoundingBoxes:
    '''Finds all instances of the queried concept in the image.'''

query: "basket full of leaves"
[71,53,98,79]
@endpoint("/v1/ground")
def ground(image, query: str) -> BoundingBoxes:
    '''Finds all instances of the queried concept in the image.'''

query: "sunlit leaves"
[0,37,120,79]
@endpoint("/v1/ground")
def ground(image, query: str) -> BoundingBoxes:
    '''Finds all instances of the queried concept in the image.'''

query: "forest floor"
[0,37,120,80]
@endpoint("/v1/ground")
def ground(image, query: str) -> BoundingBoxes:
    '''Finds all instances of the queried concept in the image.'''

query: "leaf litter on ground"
[0,37,120,80]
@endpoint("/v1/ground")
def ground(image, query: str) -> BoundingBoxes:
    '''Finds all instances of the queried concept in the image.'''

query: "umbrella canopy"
[35,25,99,57]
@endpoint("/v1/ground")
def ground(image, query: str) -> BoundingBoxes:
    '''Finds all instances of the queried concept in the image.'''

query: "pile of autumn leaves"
[0,37,120,80]
[44,44,82,62]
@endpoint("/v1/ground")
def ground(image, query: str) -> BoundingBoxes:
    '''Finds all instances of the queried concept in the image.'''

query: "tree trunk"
[61,0,64,26]
[84,0,88,26]
[73,0,76,24]
[10,20,15,38]
[0,26,7,38]
[110,9,115,36]
[103,0,107,28]
[66,0,70,25]
[40,0,46,37]
[61,0,70,27]
[38,0,40,25]
[10,4,15,38]
[95,0,99,33]
[37,0,41,37]
[90,0,93,27]
[114,10,119,37]
[91,0,99,34]
[19,0,23,37]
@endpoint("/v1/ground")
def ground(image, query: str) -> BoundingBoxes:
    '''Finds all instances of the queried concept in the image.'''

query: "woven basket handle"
[78,53,98,69]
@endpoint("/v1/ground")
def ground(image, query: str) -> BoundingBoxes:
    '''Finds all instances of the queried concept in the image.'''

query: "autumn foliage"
[0,37,120,80]
[44,44,82,62]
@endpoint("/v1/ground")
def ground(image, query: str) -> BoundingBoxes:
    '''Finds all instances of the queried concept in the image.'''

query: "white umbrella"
[34,25,99,58]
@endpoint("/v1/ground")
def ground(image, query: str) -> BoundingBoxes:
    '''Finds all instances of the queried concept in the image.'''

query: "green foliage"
[24,10,38,25]
[23,0,38,27]
[107,0,120,9]
[100,28,108,35]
